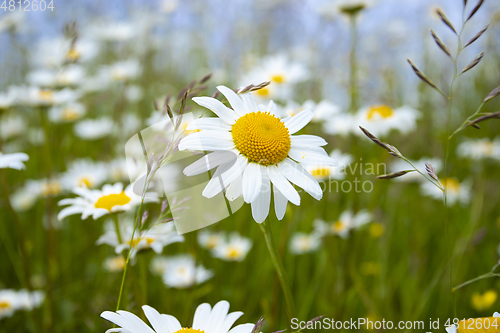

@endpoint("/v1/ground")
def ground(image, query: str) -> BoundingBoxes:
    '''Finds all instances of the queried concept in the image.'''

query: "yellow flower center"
[94,191,131,211]
[62,107,81,121]
[232,111,291,165]
[255,87,270,97]
[366,105,394,120]
[456,317,499,333]
[310,167,331,178]
[298,237,312,250]
[41,181,62,197]
[173,329,204,333]
[107,256,126,271]
[332,221,347,233]
[271,74,286,84]
[65,49,81,61]
[77,176,93,188]
[39,90,53,101]
[480,142,494,155]
[0,301,12,315]
[226,246,242,259]
[205,236,219,249]
[444,178,460,194]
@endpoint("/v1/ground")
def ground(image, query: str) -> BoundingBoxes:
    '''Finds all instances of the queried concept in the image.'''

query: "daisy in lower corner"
[178,85,337,223]
[101,300,256,333]
[57,182,150,220]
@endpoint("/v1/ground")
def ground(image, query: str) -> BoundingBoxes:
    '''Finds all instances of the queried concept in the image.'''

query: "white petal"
[142,306,169,333]
[267,100,279,117]
[273,186,288,220]
[192,97,238,124]
[226,175,242,201]
[205,300,230,333]
[178,131,234,151]
[219,312,244,333]
[193,303,212,331]
[162,314,182,333]
[228,323,255,333]
[278,158,323,200]
[284,110,313,134]
[291,135,327,148]
[288,148,337,166]
[267,165,300,205]
[202,156,247,198]
[186,118,232,131]
[239,93,258,113]
[217,86,246,117]
[242,163,262,203]
[251,172,271,223]
[57,206,83,220]
[183,151,238,176]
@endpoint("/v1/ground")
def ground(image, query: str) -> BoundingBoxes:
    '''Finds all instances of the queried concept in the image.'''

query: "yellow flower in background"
[369,223,384,238]
[472,291,498,312]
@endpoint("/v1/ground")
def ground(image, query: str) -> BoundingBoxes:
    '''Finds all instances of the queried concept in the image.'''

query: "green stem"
[453,265,500,291]
[112,214,123,245]
[259,220,296,327]
[349,13,359,114]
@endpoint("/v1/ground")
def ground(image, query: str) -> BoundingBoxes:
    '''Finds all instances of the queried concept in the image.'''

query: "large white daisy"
[101,300,255,333]
[57,183,146,220]
[178,86,336,223]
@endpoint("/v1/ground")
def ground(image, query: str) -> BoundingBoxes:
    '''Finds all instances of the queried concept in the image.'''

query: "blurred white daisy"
[314,210,372,239]
[124,85,144,102]
[211,232,252,261]
[198,230,224,250]
[98,59,142,83]
[0,289,44,320]
[322,112,357,136]
[27,65,86,88]
[97,220,184,256]
[48,103,86,123]
[74,117,113,140]
[101,300,255,333]
[306,149,352,181]
[0,114,26,140]
[57,183,143,220]
[32,37,99,69]
[457,137,500,161]
[150,254,213,289]
[10,188,38,212]
[60,159,108,190]
[0,152,28,170]
[0,88,18,110]
[284,99,340,122]
[420,178,471,205]
[87,21,136,42]
[15,86,80,107]
[355,105,420,137]
[103,256,127,272]
[389,157,442,182]
[241,54,309,101]
[0,11,26,33]
[179,86,336,223]
[289,232,321,255]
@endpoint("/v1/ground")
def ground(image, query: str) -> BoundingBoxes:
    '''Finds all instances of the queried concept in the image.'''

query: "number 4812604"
[1,0,55,11]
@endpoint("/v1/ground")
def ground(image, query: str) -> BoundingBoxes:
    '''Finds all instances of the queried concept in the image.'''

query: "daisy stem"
[259,220,296,327]
[112,214,123,245]
[348,13,359,114]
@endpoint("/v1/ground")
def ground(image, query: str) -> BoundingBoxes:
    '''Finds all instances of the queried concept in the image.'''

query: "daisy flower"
[103,256,127,272]
[211,232,252,261]
[150,254,213,289]
[305,149,352,181]
[0,289,44,320]
[31,37,99,69]
[98,59,142,83]
[74,117,113,140]
[420,178,471,205]
[445,312,500,333]
[0,87,18,110]
[284,99,340,122]
[322,112,357,136]
[57,183,144,220]
[355,105,420,137]
[60,159,108,190]
[0,114,25,139]
[241,55,308,101]
[314,210,372,239]
[178,85,336,223]
[27,65,86,88]
[101,300,256,333]
[48,103,87,123]
[457,137,500,161]
[198,230,224,250]
[15,86,80,107]
[389,157,442,182]
[0,152,29,170]
[0,11,26,33]
[96,220,184,256]
[289,232,321,255]
[87,21,136,42]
